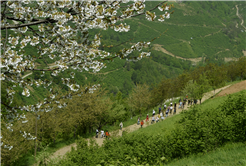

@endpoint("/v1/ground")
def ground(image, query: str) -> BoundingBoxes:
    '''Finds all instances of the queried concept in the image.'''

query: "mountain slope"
[14,1,246,103]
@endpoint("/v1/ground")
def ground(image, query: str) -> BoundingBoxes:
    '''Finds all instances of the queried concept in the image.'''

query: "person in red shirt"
[146,114,149,122]
[141,120,144,128]
[105,131,110,139]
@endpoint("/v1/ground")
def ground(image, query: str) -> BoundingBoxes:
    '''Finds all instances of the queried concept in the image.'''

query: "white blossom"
[22,88,30,97]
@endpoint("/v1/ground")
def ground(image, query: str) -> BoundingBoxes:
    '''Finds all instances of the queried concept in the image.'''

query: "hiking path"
[50,84,232,160]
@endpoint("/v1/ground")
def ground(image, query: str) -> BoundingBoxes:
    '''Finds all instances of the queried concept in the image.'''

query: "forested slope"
[16,1,246,101]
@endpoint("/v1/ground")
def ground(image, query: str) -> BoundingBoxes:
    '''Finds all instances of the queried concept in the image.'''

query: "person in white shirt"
[119,122,123,130]
[96,129,99,138]
[170,106,173,114]
[101,130,104,138]
[164,104,167,110]
[151,115,155,124]
[152,109,155,116]
[160,112,164,121]
[156,116,159,122]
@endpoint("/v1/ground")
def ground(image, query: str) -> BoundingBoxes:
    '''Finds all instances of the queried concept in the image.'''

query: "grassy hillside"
[166,142,246,166]
[8,1,246,104]
[79,1,246,96]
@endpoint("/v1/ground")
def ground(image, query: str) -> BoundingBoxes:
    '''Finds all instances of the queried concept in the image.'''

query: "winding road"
[236,5,246,30]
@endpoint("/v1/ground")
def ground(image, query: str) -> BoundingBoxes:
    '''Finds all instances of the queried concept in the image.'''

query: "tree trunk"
[89,125,92,134]
[74,125,77,139]
[199,99,201,105]
[83,126,86,135]
[53,131,56,144]
[34,114,37,161]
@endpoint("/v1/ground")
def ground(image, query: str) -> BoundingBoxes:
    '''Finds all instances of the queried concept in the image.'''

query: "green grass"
[12,137,77,166]
[132,112,183,137]
[224,80,243,86]
[166,142,246,166]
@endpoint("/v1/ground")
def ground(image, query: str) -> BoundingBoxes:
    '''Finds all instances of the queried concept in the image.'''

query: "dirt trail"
[22,72,32,79]
[203,29,222,38]
[236,5,246,30]
[153,44,202,63]
[217,80,246,97]
[50,84,232,161]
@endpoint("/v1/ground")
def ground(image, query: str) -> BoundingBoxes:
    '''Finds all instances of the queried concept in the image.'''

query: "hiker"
[174,102,177,114]
[160,111,165,120]
[141,120,144,128]
[137,117,140,125]
[194,99,197,105]
[170,106,173,114]
[101,129,104,138]
[179,101,182,108]
[105,131,110,139]
[188,99,190,105]
[96,129,99,138]
[156,116,159,123]
[190,99,193,105]
[119,122,123,130]
[146,114,149,122]
[165,109,169,117]
[159,107,161,114]
[164,104,167,110]
[152,109,155,116]
[182,101,185,109]
[151,115,155,124]
[179,98,181,103]
[167,105,170,113]
[170,102,173,106]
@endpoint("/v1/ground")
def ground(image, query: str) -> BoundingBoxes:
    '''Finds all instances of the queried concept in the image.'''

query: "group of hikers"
[136,102,177,127]
[137,97,197,127]
[96,129,111,139]
[96,98,197,138]
[95,122,123,139]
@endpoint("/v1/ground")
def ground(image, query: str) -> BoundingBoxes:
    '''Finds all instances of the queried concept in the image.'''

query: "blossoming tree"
[1,0,173,151]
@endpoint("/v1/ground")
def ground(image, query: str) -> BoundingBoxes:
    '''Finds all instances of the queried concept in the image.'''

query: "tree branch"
[119,1,167,19]
[1,1,7,20]
[1,18,56,30]
[1,101,17,110]
[1,0,8,4]
[3,26,8,57]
